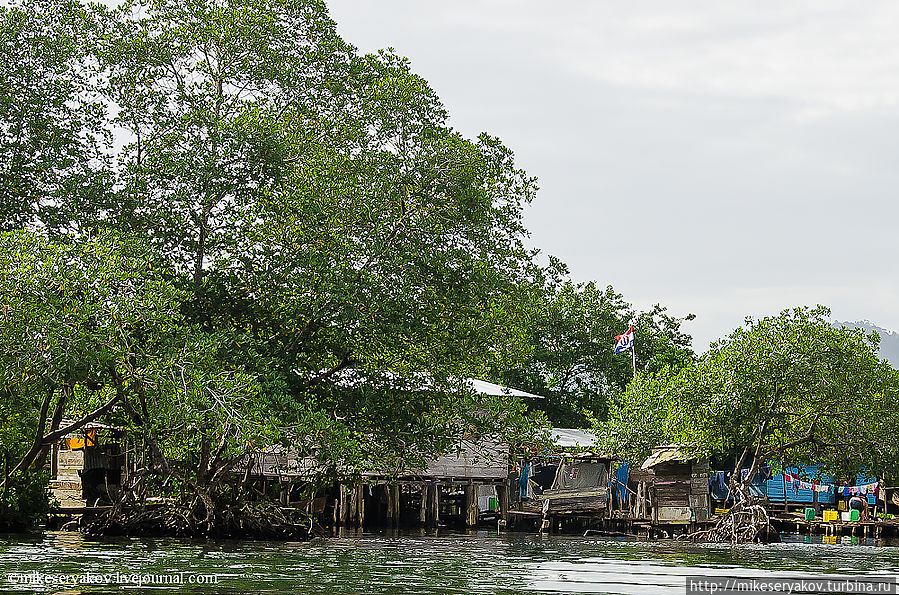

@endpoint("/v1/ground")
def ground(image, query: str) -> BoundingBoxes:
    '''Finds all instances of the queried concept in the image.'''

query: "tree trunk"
[13,387,54,475]
[33,385,69,471]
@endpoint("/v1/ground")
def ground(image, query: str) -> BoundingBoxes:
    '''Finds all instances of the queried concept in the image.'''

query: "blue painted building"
[711,464,877,506]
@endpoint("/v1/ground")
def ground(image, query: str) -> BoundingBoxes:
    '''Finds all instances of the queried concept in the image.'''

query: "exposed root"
[83,500,319,541]
[682,504,779,543]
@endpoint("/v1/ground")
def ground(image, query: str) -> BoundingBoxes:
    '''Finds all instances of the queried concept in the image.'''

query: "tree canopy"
[0,0,553,530]
[603,307,899,482]
[500,279,694,427]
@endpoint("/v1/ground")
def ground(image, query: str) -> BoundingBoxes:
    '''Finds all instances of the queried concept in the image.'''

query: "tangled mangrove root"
[83,500,318,541]
[682,504,778,544]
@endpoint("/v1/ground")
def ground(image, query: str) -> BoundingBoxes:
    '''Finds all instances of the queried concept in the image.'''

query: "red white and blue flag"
[613,326,634,354]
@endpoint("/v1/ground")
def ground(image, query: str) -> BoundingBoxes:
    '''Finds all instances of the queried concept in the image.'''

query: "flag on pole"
[613,325,634,354]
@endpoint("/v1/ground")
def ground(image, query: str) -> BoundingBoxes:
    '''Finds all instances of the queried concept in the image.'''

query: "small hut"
[537,452,615,517]
[51,422,126,508]
[640,446,709,524]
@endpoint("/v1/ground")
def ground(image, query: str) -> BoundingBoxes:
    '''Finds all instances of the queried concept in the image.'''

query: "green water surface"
[0,530,897,594]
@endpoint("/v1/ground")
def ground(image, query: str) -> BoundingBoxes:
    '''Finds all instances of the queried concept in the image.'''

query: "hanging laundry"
[709,471,730,501]
[519,462,531,500]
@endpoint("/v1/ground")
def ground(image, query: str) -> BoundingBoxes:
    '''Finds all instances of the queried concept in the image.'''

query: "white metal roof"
[549,428,599,448]
[325,369,545,399]
[465,378,545,400]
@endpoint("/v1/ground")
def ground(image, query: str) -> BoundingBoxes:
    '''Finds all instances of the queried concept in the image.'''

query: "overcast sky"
[326,1,899,351]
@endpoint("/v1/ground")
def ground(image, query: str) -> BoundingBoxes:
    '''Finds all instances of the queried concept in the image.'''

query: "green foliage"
[501,280,694,427]
[81,0,547,479]
[603,307,899,479]
[0,0,112,232]
[0,230,186,510]
[0,0,550,520]
[0,469,52,531]
[0,231,182,391]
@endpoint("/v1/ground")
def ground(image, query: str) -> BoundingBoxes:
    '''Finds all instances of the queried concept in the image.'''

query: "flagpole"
[631,333,636,378]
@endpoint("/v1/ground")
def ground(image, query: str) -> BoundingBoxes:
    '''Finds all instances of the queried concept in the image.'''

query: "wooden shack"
[51,422,126,508]
[537,452,615,518]
[640,446,709,525]
[357,436,511,529]
[236,377,547,529]
[240,435,512,529]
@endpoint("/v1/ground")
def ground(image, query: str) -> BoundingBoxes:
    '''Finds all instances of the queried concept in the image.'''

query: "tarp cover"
[552,461,608,491]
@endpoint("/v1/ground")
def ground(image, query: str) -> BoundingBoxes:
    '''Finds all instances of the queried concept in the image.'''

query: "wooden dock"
[770,514,899,538]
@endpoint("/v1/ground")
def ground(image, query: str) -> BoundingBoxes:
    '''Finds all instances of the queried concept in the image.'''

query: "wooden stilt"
[385,483,395,526]
[419,482,427,525]
[390,483,400,526]
[425,482,439,528]
[338,484,349,526]
[348,484,358,525]
[498,483,509,527]
[465,481,478,527]
[332,491,339,527]
[356,484,365,527]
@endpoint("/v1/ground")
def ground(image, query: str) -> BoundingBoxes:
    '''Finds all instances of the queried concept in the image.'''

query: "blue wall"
[766,465,835,504]
[715,465,877,505]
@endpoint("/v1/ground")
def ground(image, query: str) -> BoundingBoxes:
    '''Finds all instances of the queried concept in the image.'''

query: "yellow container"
[823,510,839,522]
[838,500,847,511]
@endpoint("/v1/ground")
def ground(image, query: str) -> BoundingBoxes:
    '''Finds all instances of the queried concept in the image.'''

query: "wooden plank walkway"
[770,515,899,537]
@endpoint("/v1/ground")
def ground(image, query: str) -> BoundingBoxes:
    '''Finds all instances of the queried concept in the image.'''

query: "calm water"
[1,530,898,594]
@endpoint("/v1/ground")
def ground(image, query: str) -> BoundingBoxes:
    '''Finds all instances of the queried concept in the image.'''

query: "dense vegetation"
[602,307,899,485]
[2,0,895,536]
[0,0,557,532]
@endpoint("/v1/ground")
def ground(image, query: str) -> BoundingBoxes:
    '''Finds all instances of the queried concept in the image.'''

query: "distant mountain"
[836,320,899,368]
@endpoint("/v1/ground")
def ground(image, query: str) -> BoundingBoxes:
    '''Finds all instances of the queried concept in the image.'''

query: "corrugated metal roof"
[640,447,690,470]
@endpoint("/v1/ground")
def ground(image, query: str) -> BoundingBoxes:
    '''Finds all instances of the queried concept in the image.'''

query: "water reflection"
[0,531,897,594]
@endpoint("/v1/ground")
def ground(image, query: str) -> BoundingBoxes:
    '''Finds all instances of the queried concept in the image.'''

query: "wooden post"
[783,471,789,513]
[636,482,642,518]
[433,483,439,527]
[384,484,395,526]
[465,481,478,527]
[636,482,643,518]
[498,483,509,525]
[391,483,401,526]
[644,481,651,520]
[339,484,349,525]
[419,482,427,525]
[425,482,439,528]
[356,485,365,527]
[332,487,339,527]
[348,484,359,526]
